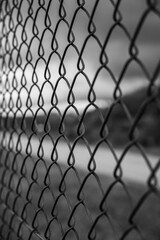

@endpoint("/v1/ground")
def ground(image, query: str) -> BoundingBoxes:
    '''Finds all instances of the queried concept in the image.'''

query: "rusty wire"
[0,0,160,240]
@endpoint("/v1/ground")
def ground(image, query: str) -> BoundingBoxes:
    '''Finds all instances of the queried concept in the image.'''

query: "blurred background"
[0,1,160,240]
[2,0,160,149]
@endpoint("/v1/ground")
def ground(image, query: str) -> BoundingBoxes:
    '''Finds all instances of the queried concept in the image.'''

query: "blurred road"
[2,133,160,185]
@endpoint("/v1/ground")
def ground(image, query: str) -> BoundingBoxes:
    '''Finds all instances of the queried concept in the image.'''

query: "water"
[1,59,150,116]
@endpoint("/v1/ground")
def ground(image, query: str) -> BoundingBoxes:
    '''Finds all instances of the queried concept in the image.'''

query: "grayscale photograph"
[0,0,160,239]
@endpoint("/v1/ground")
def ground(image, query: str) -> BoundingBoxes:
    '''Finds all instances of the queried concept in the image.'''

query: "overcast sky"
[2,0,160,113]
[13,0,160,76]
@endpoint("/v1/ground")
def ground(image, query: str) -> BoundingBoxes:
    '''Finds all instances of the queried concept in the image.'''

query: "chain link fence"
[0,0,160,239]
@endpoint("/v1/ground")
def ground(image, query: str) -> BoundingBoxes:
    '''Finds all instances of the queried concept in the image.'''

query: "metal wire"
[0,0,160,239]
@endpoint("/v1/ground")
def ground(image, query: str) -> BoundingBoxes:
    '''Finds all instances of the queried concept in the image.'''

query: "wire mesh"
[0,0,160,239]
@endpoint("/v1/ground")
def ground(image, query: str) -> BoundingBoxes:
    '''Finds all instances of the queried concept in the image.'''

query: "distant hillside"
[104,86,160,148]
[58,86,160,148]
[2,87,160,149]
